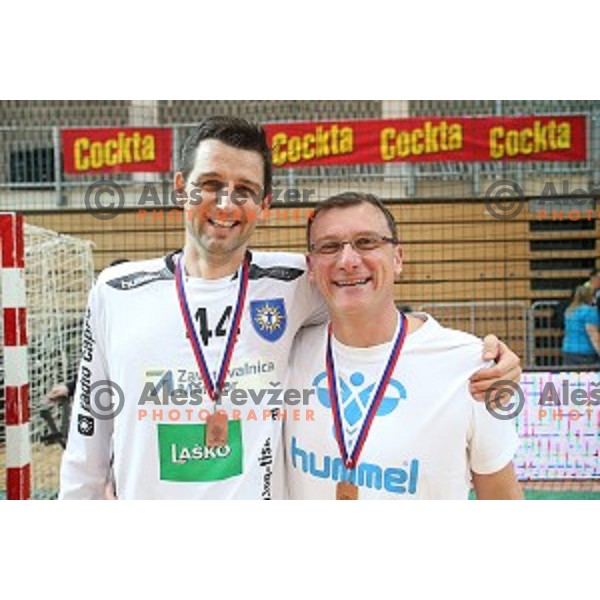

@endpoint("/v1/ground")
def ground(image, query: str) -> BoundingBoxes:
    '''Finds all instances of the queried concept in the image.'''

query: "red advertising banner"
[264,115,587,168]
[62,127,172,175]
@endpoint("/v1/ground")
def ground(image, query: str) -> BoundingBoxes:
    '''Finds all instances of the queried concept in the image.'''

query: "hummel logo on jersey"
[107,268,172,291]
[292,371,417,496]
[290,437,419,495]
[247,264,304,282]
[250,299,287,342]
[312,371,407,444]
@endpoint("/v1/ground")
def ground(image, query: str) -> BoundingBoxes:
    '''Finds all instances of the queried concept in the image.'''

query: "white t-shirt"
[60,251,325,499]
[284,314,519,500]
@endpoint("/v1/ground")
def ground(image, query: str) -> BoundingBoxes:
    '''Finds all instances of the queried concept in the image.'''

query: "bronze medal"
[326,313,408,502]
[206,412,228,447]
[336,481,359,500]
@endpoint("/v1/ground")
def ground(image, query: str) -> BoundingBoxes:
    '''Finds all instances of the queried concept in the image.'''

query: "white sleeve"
[296,266,327,327]
[59,282,114,499]
[467,394,520,475]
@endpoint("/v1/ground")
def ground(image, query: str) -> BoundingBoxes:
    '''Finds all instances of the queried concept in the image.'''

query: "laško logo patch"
[157,421,243,482]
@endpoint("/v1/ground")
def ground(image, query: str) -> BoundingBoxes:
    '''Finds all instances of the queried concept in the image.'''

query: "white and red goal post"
[0,212,31,499]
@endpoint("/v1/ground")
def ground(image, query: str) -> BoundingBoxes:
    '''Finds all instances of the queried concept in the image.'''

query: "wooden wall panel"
[21,202,599,368]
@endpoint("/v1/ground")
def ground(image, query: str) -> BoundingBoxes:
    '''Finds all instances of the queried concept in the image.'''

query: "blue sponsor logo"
[250,298,287,342]
[290,437,419,495]
[298,371,417,494]
[313,370,407,437]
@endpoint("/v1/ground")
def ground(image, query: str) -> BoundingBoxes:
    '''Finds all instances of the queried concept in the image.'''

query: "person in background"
[586,269,600,320]
[45,379,77,404]
[562,285,600,366]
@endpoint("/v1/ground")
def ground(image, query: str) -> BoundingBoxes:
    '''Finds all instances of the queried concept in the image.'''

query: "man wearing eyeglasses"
[61,116,521,500]
[284,192,523,500]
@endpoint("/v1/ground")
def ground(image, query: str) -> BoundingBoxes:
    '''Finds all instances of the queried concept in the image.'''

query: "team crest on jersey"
[250,298,287,342]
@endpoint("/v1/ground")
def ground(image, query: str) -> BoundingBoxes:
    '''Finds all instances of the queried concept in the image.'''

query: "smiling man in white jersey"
[285,192,524,500]
[60,117,522,499]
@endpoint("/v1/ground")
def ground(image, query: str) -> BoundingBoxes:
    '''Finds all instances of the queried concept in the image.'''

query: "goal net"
[1,222,94,499]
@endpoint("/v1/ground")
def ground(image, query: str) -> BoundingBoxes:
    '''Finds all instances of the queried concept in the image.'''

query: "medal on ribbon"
[175,253,250,446]
[326,312,408,500]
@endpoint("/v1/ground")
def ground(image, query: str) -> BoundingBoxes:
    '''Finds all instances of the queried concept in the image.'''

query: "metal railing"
[416,300,599,370]
[415,300,529,362]
[528,300,562,369]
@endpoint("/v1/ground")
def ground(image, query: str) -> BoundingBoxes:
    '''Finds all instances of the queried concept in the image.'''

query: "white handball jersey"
[284,315,519,500]
[60,251,325,499]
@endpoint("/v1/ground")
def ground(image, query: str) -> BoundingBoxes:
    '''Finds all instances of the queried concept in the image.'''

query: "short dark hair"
[307,192,398,249]
[590,269,600,278]
[179,116,272,197]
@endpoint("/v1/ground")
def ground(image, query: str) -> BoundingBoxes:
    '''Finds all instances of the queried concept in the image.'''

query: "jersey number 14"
[194,306,236,346]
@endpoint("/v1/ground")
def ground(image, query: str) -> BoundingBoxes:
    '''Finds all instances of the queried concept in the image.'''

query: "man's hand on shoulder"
[469,335,522,405]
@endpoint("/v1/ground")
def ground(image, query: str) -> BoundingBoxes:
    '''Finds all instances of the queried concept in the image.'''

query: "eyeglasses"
[309,234,398,256]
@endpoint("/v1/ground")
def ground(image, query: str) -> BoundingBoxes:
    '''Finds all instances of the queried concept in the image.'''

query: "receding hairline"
[310,203,393,233]
[307,194,399,248]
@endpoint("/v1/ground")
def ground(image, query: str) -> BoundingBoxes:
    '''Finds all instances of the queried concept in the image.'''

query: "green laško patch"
[158,421,243,482]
